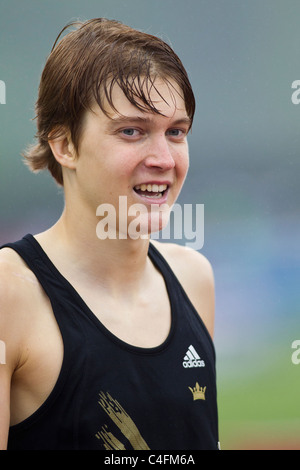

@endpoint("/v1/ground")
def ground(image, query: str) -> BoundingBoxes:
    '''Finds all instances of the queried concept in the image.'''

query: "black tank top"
[2,234,219,450]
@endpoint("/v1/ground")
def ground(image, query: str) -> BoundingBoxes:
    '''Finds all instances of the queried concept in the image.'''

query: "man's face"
[71,78,191,238]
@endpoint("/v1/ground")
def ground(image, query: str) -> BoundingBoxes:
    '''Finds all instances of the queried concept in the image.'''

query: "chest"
[77,278,172,348]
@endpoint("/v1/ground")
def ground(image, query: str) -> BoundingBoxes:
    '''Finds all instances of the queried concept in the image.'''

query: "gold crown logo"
[188,382,206,401]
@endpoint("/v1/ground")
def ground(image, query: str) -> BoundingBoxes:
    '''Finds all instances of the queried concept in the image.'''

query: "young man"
[0,18,219,450]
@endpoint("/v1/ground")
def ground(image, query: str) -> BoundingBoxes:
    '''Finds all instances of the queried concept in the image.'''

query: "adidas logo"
[183,345,205,368]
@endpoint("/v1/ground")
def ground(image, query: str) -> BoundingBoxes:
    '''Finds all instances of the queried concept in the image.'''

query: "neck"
[35,207,152,295]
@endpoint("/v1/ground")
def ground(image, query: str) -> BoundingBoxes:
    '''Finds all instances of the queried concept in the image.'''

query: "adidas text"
[183,345,205,368]
[183,359,205,368]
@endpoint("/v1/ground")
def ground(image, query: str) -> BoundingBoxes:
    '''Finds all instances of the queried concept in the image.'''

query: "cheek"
[176,150,189,182]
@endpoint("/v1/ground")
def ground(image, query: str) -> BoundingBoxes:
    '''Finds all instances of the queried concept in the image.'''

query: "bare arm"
[0,288,14,450]
[0,249,30,449]
[0,362,11,450]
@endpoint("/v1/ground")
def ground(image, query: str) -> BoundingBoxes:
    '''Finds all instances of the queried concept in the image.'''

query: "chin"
[127,207,171,240]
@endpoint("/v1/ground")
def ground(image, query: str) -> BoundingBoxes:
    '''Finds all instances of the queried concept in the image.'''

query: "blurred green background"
[0,0,299,450]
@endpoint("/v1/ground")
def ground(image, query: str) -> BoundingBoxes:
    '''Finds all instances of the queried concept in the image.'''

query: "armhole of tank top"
[0,239,72,434]
[148,242,216,359]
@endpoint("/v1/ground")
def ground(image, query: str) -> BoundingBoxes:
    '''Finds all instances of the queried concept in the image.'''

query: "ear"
[48,129,77,170]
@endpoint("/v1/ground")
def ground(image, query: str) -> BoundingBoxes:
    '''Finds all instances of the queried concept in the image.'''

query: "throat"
[76,257,172,348]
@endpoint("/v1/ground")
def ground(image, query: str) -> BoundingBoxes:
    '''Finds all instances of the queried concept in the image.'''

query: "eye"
[122,128,136,136]
[166,128,187,139]
[120,128,141,138]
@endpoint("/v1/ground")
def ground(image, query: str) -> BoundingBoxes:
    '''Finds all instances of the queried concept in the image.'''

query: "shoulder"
[151,240,214,281]
[0,247,40,303]
[150,241,215,338]
[150,240,214,289]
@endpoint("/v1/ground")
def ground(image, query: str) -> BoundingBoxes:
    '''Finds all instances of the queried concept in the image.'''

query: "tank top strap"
[1,234,41,264]
[148,242,178,283]
[0,234,72,307]
[148,241,215,355]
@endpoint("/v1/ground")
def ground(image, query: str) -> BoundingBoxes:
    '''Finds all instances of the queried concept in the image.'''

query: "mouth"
[133,183,169,200]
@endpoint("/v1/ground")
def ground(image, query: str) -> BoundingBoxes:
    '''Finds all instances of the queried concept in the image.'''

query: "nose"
[143,135,176,171]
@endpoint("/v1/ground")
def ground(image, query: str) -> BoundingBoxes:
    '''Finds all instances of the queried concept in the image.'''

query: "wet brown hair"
[24,18,195,185]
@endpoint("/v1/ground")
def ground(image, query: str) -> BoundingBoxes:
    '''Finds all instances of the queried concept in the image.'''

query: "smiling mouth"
[133,183,168,199]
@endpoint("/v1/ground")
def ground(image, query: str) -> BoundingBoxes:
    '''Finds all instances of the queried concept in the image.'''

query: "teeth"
[134,183,168,193]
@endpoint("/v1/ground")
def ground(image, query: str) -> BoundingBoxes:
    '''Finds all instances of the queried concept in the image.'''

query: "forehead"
[89,77,189,124]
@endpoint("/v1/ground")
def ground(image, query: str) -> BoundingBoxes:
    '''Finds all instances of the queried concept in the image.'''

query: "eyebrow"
[108,115,192,128]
